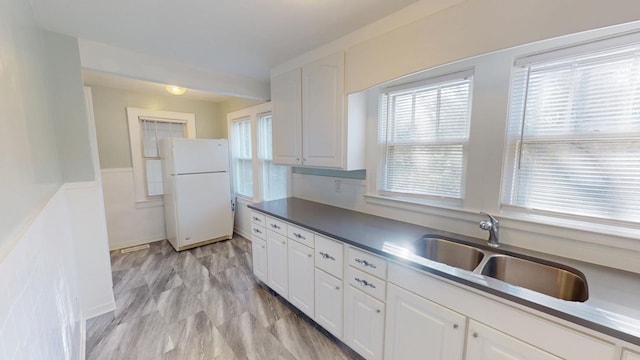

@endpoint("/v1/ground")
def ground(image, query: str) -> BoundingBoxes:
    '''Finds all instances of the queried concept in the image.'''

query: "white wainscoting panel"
[101,168,166,250]
[0,188,84,360]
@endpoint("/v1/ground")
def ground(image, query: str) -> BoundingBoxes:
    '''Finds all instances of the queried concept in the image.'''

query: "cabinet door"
[266,230,288,298]
[466,320,561,360]
[385,283,465,360]
[271,68,302,165]
[251,236,267,283]
[288,240,315,318]
[623,349,640,360]
[315,268,343,339]
[344,285,385,360]
[302,52,345,168]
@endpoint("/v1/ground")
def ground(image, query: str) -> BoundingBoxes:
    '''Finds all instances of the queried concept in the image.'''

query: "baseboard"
[109,236,166,251]
[79,315,86,360]
[234,228,250,241]
[84,300,116,320]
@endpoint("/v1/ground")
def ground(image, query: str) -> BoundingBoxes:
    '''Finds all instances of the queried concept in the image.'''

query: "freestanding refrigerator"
[160,138,234,251]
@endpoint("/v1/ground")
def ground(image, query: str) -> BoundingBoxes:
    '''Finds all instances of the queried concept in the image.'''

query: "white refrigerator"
[160,138,234,251]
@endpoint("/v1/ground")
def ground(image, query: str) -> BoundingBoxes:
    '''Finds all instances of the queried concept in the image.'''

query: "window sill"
[135,198,164,209]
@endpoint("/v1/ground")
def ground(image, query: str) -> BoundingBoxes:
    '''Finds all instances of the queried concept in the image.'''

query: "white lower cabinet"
[251,236,267,283]
[623,349,640,360]
[315,268,343,338]
[344,285,385,360]
[288,239,315,318]
[465,320,561,360]
[384,283,466,360]
[266,230,288,298]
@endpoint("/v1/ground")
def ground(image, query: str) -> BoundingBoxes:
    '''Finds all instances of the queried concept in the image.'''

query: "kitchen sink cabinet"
[344,285,385,360]
[288,238,315,318]
[384,283,466,360]
[266,229,288,298]
[623,349,640,360]
[465,320,561,360]
[271,52,365,170]
[315,268,344,339]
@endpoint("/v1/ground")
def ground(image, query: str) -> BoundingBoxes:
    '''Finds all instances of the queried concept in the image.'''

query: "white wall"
[0,189,83,360]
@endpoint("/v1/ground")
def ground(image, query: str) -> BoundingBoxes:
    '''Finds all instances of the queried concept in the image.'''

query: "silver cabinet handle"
[472,332,479,338]
[293,233,306,240]
[355,258,377,269]
[281,241,286,245]
[319,252,335,261]
[335,286,340,290]
[453,324,459,329]
[270,224,281,230]
[252,216,261,222]
[253,228,262,234]
[354,278,376,288]
[307,254,312,258]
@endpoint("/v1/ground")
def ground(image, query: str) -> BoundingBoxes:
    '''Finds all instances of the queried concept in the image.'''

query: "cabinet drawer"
[347,267,386,301]
[288,225,314,248]
[348,247,387,280]
[249,210,266,225]
[266,216,287,236]
[315,235,344,279]
[250,224,266,240]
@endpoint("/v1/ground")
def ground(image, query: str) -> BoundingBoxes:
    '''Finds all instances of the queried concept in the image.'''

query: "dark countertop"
[249,197,640,346]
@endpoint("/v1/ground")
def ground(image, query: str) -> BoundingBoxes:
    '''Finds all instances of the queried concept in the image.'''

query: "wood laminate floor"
[86,235,362,360]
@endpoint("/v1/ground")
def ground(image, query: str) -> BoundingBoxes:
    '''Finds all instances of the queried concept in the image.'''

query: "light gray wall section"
[44,31,95,182]
[0,0,62,250]
[90,86,243,169]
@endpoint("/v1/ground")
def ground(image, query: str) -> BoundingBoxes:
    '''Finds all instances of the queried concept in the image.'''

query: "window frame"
[229,117,254,198]
[126,107,196,206]
[376,69,474,206]
[227,102,290,202]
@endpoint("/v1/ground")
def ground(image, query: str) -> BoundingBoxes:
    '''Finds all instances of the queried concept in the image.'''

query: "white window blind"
[258,114,287,200]
[231,119,253,197]
[502,41,640,224]
[140,119,185,197]
[379,71,473,200]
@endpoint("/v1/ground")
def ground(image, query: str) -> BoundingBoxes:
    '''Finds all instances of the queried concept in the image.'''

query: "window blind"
[140,119,185,197]
[380,72,473,200]
[258,114,287,201]
[503,42,640,224]
[231,119,253,197]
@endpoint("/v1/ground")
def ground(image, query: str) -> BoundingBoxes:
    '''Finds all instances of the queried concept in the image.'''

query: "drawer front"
[249,210,266,225]
[250,224,266,240]
[266,216,287,236]
[348,247,387,280]
[287,225,314,248]
[315,235,344,279]
[347,266,386,301]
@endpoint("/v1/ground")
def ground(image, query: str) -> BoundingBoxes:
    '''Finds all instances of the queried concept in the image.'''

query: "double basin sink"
[411,235,589,302]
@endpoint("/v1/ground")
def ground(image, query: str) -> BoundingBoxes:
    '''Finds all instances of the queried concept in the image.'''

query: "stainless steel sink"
[480,255,589,302]
[411,235,485,271]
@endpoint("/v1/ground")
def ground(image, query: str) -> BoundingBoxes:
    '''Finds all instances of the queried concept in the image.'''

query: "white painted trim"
[100,167,134,174]
[84,301,117,320]
[234,227,251,241]
[79,316,86,360]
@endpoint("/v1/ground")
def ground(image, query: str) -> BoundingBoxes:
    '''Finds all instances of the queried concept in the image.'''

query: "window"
[230,118,254,198]
[258,114,288,201]
[228,103,288,201]
[379,71,473,201]
[127,108,195,203]
[502,39,640,225]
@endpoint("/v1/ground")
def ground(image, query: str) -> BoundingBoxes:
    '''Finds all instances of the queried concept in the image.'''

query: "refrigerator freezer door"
[175,172,233,246]
[172,138,229,174]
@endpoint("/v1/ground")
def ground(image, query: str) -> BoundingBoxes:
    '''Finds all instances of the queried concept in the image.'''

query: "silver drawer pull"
[355,258,377,269]
[319,252,335,261]
[354,278,376,289]
[252,216,261,222]
[294,233,306,240]
[253,228,262,234]
[270,224,281,230]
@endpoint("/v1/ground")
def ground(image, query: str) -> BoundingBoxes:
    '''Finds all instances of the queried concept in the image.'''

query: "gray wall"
[90,86,262,169]
[0,0,93,251]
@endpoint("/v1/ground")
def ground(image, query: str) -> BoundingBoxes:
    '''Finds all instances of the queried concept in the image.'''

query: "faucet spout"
[479,212,499,248]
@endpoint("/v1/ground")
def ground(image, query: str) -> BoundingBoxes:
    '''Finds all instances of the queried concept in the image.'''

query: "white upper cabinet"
[271,52,365,170]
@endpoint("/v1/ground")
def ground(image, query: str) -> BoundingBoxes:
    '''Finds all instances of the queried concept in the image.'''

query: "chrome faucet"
[479,212,499,248]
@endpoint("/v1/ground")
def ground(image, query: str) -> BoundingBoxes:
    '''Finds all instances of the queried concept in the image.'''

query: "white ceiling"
[82,70,231,103]
[30,0,421,82]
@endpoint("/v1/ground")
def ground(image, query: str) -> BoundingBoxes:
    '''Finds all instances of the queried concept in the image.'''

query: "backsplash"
[0,189,83,359]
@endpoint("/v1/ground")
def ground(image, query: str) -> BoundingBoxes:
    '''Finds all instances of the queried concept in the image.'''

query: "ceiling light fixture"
[166,85,187,95]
